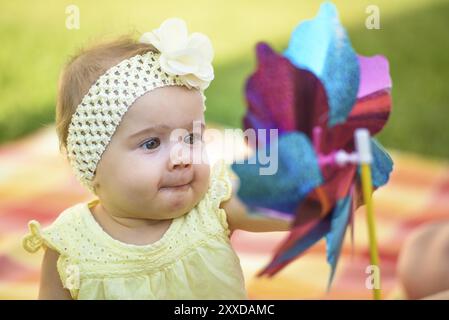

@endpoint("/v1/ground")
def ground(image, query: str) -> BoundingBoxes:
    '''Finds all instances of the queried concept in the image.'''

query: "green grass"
[1,0,448,159]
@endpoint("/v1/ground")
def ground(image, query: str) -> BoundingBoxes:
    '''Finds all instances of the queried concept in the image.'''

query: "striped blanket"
[1,126,448,299]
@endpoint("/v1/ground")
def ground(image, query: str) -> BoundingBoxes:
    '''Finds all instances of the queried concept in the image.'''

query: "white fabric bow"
[140,18,214,91]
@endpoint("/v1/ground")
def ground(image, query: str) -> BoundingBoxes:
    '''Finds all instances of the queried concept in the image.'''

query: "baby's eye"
[184,133,202,145]
[140,138,160,150]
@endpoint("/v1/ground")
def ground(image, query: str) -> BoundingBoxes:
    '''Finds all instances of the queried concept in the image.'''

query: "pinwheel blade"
[232,132,323,216]
[284,2,360,127]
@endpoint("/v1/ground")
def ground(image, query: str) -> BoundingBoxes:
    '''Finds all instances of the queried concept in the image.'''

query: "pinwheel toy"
[231,2,393,300]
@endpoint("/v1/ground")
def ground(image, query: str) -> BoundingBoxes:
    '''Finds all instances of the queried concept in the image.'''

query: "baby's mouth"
[160,179,193,191]
[160,183,191,193]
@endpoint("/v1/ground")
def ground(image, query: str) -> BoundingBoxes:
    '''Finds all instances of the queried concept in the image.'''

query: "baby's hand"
[221,172,291,234]
[397,222,449,299]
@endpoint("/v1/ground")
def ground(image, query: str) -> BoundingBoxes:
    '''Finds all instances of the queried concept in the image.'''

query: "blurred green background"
[1,0,448,158]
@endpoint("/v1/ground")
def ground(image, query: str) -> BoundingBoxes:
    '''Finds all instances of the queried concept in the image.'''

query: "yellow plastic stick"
[360,163,382,300]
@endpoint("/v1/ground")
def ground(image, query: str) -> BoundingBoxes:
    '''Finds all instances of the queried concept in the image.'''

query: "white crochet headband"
[66,18,214,192]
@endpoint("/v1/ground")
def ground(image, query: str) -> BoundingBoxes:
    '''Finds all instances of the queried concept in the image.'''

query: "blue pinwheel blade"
[357,138,394,188]
[231,132,323,216]
[284,1,359,127]
[325,194,352,289]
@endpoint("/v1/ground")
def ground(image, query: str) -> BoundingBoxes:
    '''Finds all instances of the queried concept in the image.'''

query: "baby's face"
[92,86,210,220]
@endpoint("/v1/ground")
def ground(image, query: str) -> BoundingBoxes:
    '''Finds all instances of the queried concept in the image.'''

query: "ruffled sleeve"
[205,160,234,236]
[22,220,60,253]
[22,207,76,255]
[22,210,83,299]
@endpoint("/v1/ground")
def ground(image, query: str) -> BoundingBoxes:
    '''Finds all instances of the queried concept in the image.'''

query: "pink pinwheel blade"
[357,55,392,98]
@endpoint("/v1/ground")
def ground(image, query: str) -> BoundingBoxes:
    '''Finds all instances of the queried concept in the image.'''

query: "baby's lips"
[162,176,193,188]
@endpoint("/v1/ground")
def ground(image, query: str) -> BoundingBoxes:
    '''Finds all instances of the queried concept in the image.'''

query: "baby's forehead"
[119,110,205,138]
[123,104,205,129]
[114,86,205,135]
[131,121,205,133]
[130,86,204,113]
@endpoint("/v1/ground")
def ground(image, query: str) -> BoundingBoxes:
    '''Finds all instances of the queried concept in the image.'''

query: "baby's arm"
[221,172,365,234]
[397,221,449,300]
[422,290,449,300]
[38,248,72,300]
[221,193,291,233]
[221,172,306,233]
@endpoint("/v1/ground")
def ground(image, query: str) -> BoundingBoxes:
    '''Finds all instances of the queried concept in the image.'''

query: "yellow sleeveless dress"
[22,160,247,300]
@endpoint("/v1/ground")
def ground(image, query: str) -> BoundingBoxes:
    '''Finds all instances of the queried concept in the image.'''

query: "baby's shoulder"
[51,202,85,225]
[22,201,91,254]
[43,201,89,237]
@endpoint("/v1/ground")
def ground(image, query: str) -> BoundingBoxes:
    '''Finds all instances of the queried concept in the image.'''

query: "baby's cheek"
[116,159,161,195]
[193,164,211,195]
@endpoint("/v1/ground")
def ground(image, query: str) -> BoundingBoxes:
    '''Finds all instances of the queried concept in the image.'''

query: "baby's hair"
[55,35,158,154]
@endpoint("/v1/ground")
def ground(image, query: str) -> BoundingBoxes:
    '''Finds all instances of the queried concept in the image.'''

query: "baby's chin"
[161,200,198,220]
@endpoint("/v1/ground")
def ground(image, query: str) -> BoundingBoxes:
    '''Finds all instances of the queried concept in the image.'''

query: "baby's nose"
[168,144,192,170]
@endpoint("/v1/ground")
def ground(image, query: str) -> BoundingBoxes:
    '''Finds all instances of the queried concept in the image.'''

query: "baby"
[22,18,294,300]
[397,221,449,299]
[22,17,370,300]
